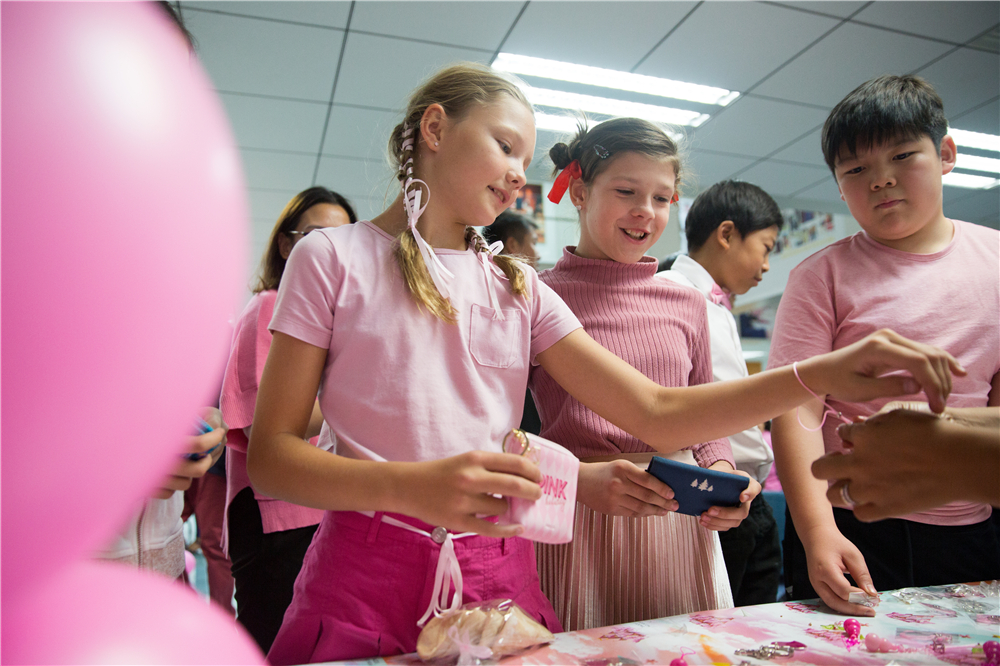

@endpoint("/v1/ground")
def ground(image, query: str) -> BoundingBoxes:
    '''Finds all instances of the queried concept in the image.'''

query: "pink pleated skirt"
[536,502,734,631]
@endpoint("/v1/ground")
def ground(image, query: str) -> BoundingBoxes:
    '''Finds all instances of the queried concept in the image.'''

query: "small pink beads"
[843,618,860,640]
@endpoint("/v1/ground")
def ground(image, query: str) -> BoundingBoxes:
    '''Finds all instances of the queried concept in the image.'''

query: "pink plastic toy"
[865,633,901,653]
[669,647,695,666]
[983,639,999,665]
[498,430,579,544]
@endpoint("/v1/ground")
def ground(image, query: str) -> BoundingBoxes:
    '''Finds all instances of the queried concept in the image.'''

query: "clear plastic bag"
[416,599,555,664]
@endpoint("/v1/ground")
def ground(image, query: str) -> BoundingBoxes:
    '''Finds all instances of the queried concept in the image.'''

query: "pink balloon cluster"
[2,3,262,663]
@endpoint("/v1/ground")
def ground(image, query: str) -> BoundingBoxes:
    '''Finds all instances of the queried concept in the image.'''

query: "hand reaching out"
[800,525,878,617]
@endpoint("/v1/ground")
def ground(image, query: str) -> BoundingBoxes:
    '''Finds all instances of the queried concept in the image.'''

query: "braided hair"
[387,62,531,323]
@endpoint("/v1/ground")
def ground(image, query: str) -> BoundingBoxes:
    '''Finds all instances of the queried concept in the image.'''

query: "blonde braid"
[465,227,528,297]
[391,118,458,323]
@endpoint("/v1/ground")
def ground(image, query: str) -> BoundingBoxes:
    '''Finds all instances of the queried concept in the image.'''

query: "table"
[331,583,999,665]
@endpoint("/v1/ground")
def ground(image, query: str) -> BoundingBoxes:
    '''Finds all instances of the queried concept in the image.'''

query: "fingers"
[699,502,749,531]
[815,579,876,617]
[871,330,961,411]
[842,547,878,597]
[812,450,850,482]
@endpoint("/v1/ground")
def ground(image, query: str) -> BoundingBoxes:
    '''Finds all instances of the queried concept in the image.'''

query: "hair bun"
[549,142,573,171]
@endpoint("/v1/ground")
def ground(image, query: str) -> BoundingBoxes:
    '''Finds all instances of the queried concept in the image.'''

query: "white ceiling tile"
[334,33,487,109]
[315,155,397,202]
[852,1,1000,45]
[183,8,342,100]
[220,93,329,153]
[351,2,519,51]
[636,2,840,92]
[734,161,832,197]
[772,2,869,19]
[753,23,953,107]
[183,1,352,28]
[239,150,317,193]
[950,99,1000,135]
[691,97,829,158]
[770,128,829,168]
[248,188,302,230]
[685,152,758,193]
[502,2,698,71]
[792,175,844,203]
[322,105,401,160]
[916,47,1000,118]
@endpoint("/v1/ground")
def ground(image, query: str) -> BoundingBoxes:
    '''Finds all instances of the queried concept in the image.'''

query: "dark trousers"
[784,506,1000,600]
[718,492,782,606]
[228,487,319,654]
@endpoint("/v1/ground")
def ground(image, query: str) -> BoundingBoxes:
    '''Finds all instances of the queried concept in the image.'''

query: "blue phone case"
[646,456,749,517]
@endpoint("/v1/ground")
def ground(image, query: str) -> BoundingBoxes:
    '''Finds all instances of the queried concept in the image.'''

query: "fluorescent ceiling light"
[494,53,738,107]
[949,128,1000,153]
[534,113,682,142]
[524,86,709,127]
[956,154,1000,174]
[942,171,999,189]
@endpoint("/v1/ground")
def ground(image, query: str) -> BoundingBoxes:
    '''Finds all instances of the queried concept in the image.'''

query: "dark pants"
[718,492,782,606]
[228,487,319,654]
[784,506,1000,600]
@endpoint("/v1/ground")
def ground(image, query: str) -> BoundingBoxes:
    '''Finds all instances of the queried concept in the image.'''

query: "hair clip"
[594,144,609,159]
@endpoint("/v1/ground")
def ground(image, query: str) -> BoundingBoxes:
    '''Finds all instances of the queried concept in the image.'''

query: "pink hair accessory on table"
[498,429,579,544]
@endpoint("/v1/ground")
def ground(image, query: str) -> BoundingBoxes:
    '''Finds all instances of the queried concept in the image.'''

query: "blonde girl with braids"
[250,62,963,663]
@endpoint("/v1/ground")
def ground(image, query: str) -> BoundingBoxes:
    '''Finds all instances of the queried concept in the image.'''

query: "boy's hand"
[799,329,965,413]
[699,464,759,531]
[400,450,542,538]
[577,460,677,517]
[801,525,878,617]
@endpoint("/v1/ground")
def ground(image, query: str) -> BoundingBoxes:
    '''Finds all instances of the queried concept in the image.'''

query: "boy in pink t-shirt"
[769,74,1000,617]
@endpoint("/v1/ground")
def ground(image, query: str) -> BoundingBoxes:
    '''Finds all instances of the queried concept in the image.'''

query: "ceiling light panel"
[494,53,739,107]
[534,113,682,141]
[524,86,709,127]
[942,172,1000,189]
[955,154,1000,175]
[949,128,1000,153]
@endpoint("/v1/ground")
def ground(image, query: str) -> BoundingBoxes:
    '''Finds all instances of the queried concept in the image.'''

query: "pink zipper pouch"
[498,430,579,544]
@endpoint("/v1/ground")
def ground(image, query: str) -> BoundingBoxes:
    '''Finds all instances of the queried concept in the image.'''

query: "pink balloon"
[3,559,264,665]
[1,2,247,607]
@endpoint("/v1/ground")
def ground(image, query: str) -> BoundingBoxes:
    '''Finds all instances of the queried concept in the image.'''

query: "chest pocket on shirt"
[469,303,522,369]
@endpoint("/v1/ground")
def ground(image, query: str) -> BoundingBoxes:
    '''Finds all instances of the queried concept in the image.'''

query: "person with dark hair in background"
[660,180,785,606]
[483,209,540,268]
[220,186,356,652]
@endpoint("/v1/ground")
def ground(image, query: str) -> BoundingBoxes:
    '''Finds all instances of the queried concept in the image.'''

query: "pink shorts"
[267,510,562,665]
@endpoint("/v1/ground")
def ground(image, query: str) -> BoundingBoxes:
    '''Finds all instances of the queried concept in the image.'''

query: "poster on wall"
[513,184,545,243]
[773,209,835,256]
[737,293,781,339]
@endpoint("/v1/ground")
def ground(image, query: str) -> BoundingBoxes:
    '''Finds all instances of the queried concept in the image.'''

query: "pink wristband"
[792,361,853,432]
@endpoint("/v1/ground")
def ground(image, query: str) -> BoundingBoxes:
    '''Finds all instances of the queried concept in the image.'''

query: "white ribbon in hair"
[401,126,454,299]
[477,240,509,321]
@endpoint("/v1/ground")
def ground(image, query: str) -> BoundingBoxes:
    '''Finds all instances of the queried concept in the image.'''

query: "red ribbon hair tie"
[547,160,581,204]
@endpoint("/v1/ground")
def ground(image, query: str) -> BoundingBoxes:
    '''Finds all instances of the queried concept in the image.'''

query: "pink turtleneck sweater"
[530,248,734,467]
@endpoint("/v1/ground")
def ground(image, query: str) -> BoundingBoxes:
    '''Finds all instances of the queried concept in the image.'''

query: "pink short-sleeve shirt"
[770,219,1000,525]
[270,221,582,463]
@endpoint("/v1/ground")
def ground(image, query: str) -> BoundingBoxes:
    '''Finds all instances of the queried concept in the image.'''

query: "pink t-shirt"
[219,289,325,540]
[769,219,999,526]
[270,221,582,464]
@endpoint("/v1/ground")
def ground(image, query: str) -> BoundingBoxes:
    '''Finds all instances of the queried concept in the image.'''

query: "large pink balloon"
[4,559,264,664]
[1,2,248,608]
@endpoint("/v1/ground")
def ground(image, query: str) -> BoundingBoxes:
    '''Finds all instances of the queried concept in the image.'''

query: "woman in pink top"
[248,63,964,665]
[219,186,356,653]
